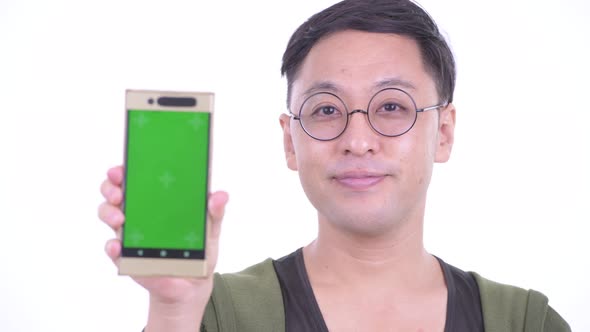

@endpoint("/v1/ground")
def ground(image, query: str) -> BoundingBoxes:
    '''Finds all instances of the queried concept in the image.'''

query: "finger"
[100,178,123,205]
[107,165,124,186]
[204,191,229,275]
[97,202,125,230]
[104,238,121,263]
[207,191,229,239]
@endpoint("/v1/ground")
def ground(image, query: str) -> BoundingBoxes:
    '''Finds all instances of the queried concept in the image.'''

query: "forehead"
[291,30,437,103]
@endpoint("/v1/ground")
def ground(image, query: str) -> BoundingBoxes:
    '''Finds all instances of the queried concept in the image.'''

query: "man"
[99,0,570,331]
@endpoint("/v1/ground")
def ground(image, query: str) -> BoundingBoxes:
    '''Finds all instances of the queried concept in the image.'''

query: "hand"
[98,165,229,331]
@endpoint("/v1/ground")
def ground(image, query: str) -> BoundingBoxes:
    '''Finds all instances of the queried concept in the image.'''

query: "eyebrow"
[374,77,416,91]
[302,81,341,97]
[302,77,417,97]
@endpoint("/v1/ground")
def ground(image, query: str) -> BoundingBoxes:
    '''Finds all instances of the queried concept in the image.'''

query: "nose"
[338,109,379,156]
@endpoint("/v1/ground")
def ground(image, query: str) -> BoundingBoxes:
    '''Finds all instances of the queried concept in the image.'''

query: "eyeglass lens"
[298,88,418,140]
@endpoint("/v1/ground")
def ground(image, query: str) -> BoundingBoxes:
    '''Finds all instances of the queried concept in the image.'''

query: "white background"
[1,0,589,331]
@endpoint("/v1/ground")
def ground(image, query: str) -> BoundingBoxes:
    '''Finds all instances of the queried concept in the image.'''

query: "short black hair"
[281,0,456,108]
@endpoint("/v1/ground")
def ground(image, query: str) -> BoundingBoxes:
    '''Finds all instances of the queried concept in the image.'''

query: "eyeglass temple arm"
[417,102,449,113]
[290,102,448,117]
[289,112,302,120]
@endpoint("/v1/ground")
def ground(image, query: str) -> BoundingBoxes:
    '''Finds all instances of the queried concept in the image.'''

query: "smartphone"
[119,89,213,277]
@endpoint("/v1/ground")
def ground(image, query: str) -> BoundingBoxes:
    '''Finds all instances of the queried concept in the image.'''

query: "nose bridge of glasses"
[349,108,368,117]
[344,108,376,137]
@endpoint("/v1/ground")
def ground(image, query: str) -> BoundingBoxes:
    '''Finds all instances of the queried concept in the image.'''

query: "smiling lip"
[333,172,387,190]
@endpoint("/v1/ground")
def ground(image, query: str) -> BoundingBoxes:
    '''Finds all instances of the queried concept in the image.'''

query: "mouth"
[332,171,387,190]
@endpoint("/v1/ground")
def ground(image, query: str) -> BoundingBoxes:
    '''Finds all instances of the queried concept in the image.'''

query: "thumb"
[207,191,229,240]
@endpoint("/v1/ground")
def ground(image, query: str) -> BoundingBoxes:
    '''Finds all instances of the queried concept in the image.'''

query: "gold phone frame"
[118,89,214,277]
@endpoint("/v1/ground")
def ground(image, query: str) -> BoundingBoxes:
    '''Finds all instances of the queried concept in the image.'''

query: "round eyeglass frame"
[290,87,448,141]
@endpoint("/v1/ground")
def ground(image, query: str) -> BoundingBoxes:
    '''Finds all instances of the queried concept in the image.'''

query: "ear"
[434,103,456,163]
[279,114,298,171]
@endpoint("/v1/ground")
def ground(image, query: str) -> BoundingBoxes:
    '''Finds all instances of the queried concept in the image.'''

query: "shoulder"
[216,258,279,292]
[202,258,285,332]
[471,272,570,332]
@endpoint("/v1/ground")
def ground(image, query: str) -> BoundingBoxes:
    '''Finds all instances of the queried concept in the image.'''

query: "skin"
[279,30,455,331]
[98,30,455,332]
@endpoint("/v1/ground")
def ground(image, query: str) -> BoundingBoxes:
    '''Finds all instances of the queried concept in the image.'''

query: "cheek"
[291,132,334,194]
[393,128,437,184]
[293,141,333,211]
[291,124,326,165]
[411,118,439,159]
[294,142,324,177]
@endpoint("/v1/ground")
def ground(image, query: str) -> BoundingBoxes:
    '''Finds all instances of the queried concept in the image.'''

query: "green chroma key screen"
[123,110,210,258]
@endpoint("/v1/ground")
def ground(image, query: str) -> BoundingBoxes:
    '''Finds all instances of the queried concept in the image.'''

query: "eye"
[299,92,345,121]
[310,105,342,119]
[318,106,336,115]
[382,103,400,112]
[375,101,410,116]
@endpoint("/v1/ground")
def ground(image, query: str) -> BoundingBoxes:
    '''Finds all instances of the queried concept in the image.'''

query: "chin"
[321,207,402,237]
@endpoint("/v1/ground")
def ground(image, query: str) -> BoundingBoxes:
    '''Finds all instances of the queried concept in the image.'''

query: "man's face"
[280,30,455,236]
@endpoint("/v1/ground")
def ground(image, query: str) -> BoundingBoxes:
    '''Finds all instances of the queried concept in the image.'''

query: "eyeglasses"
[290,88,448,141]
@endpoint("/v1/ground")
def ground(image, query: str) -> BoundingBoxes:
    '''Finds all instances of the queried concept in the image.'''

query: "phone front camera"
[148,98,154,105]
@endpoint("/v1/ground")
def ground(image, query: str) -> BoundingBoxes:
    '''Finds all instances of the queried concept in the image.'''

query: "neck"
[303,210,440,290]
